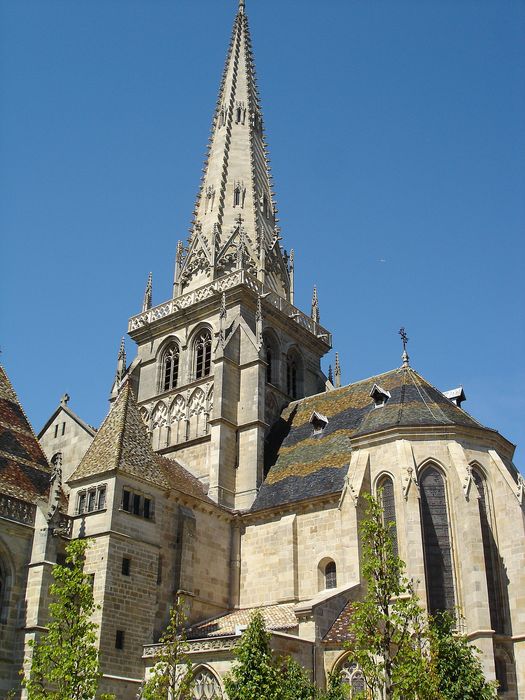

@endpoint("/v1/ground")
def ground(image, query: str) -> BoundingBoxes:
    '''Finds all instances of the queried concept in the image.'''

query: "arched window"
[234,186,241,207]
[193,667,223,699]
[337,658,366,697]
[378,475,398,557]
[162,343,180,392]
[325,561,337,589]
[473,469,502,633]
[195,330,212,380]
[420,466,455,614]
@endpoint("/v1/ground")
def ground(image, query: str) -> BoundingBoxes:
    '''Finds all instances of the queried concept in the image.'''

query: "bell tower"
[127,0,332,510]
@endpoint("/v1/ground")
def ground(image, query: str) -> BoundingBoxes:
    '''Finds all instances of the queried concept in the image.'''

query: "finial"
[142,272,152,312]
[239,0,245,14]
[60,393,70,406]
[116,337,127,387]
[311,285,320,325]
[334,352,341,388]
[399,327,410,367]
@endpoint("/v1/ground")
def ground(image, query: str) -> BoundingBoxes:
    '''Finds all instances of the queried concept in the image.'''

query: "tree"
[23,538,112,700]
[430,612,497,700]
[224,611,281,700]
[142,594,194,700]
[346,493,438,700]
[279,657,318,700]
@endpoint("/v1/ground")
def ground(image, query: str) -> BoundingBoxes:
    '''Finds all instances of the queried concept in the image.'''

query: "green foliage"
[224,611,281,700]
[22,538,109,700]
[346,493,439,700]
[142,595,194,700]
[320,671,348,700]
[430,612,498,700]
[278,657,318,700]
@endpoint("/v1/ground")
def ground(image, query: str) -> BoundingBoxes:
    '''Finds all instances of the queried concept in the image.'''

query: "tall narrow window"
[234,186,241,207]
[325,561,337,589]
[420,466,455,614]
[286,356,297,398]
[195,330,212,379]
[162,343,180,392]
[378,475,398,557]
[0,559,8,624]
[473,469,502,632]
[266,346,273,383]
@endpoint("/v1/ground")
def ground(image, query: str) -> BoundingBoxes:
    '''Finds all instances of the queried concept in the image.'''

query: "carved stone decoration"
[403,466,419,500]
[0,494,36,525]
[47,453,63,521]
[205,185,216,214]
[518,474,525,506]
[338,658,366,695]
[192,667,223,699]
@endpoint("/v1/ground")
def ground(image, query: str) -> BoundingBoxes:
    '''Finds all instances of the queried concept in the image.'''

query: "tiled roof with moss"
[0,366,51,504]
[187,603,298,639]
[69,383,213,503]
[254,366,483,511]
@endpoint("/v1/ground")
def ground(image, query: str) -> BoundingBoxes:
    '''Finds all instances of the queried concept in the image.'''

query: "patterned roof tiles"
[0,366,51,504]
[254,366,485,511]
[187,603,298,639]
[69,382,212,502]
[322,601,355,645]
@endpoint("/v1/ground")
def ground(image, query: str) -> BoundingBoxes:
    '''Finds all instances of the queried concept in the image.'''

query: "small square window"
[97,486,106,510]
[115,630,124,650]
[143,498,151,519]
[122,558,131,576]
[87,490,96,512]
[122,489,131,512]
[77,493,86,514]
[133,493,141,516]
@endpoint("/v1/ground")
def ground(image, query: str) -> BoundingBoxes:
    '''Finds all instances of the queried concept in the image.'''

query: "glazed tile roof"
[187,603,298,639]
[0,366,51,503]
[254,366,484,511]
[69,382,212,502]
[322,601,355,645]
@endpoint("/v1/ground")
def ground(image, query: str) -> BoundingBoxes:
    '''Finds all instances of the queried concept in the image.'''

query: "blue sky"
[1,0,524,468]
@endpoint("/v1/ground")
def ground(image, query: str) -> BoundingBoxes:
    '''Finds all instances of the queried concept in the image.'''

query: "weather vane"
[399,327,410,367]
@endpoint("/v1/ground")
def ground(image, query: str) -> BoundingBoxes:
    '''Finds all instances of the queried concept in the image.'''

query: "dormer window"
[443,387,466,408]
[310,410,328,434]
[370,383,391,408]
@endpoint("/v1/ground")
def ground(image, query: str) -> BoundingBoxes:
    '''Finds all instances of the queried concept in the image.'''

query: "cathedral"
[1,1,524,698]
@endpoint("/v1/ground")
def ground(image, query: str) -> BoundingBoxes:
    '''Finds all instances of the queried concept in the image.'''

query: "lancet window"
[286,351,302,399]
[378,474,398,557]
[195,330,212,379]
[192,667,223,699]
[162,343,180,392]
[472,469,502,632]
[420,465,455,614]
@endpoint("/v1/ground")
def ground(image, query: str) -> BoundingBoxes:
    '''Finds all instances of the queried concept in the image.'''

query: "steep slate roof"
[254,366,484,511]
[322,601,355,645]
[69,382,212,502]
[187,603,297,639]
[0,366,51,503]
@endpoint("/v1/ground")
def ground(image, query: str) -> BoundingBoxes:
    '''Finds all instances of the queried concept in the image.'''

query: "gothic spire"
[311,285,320,324]
[334,352,341,388]
[177,1,289,299]
[142,272,152,312]
[116,337,127,387]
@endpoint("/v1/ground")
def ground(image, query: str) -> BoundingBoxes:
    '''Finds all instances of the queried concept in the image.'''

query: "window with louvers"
[473,470,502,633]
[162,344,180,392]
[420,466,455,614]
[195,330,212,379]
[379,475,398,557]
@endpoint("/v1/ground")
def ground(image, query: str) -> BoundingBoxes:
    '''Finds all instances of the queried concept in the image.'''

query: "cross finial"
[60,393,70,406]
[399,327,410,367]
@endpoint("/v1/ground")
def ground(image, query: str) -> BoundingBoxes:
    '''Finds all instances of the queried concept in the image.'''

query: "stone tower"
[127,1,332,510]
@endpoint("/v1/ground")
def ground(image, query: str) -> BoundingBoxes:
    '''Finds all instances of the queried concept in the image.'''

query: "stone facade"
[0,2,524,700]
